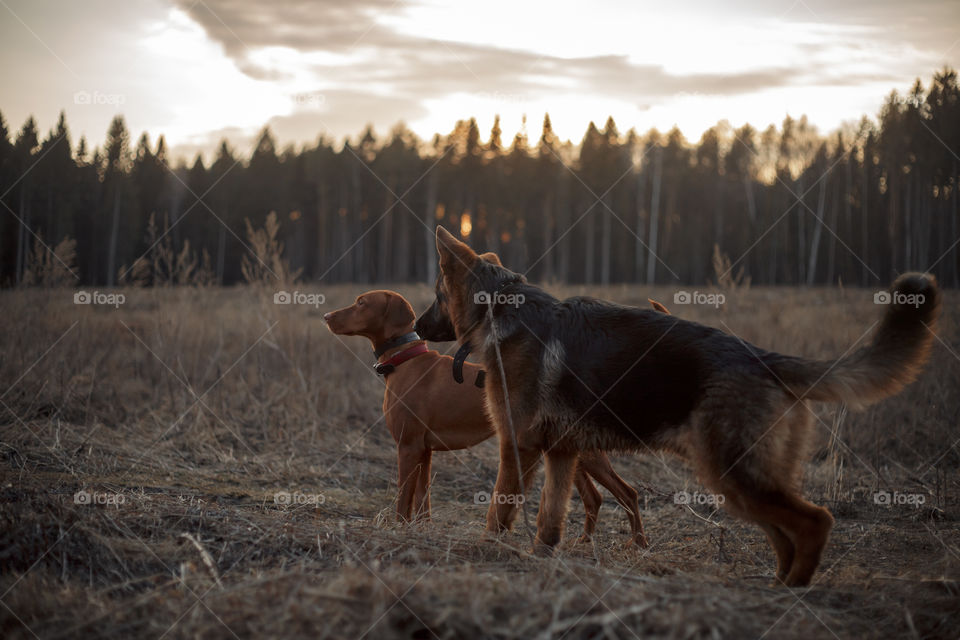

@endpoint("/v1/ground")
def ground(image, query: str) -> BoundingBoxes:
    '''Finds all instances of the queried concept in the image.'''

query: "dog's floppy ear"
[383,292,416,336]
[436,226,477,273]
[479,252,502,266]
[648,298,671,314]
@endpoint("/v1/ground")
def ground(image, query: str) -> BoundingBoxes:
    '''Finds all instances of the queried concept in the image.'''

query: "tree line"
[1,68,958,288]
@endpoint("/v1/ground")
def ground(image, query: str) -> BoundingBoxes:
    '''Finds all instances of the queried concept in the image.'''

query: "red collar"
[374,342,430,376]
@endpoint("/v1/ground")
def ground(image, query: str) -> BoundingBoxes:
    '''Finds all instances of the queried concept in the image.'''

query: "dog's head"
[414,227,521,343]
[324,290,415,345]
[413,274,458,342]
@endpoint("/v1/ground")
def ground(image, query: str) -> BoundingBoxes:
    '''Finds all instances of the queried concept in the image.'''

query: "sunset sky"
[2,0,958,162]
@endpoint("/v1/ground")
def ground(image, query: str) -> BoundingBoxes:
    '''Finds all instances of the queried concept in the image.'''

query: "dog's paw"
[574,534,592,546]
[628,533,649,549]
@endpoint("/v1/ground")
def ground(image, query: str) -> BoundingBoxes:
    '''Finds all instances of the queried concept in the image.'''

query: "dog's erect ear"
[648,298,671,315]
[436,226,477,272]
[382,292,416,336]
[478,252,502,266]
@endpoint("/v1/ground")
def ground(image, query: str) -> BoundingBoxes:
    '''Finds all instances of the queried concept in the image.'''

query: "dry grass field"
[1,282,958,639]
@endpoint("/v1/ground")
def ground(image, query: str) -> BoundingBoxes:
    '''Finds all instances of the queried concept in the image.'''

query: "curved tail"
[764,273,941,409]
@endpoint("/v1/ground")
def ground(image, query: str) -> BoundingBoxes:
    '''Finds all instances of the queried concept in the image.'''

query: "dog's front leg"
[534,450,579,555]
[396,446,423,522]
[486,437,540,533]
[412,449,433,521]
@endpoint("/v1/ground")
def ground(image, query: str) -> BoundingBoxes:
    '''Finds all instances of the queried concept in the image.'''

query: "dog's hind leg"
[534,449,579,555]
[413,449,433,522]
[722,484,833,587]
[759,522,795,584]
[700,428,832,585]
[580,452,648,548]
[573,467,602,544]
[768,493,832,587]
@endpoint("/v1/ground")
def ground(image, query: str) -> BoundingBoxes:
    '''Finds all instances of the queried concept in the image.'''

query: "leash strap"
[485,296,535,547]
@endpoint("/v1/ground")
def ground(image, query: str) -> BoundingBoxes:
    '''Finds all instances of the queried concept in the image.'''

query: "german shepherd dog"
[417,226,940,587]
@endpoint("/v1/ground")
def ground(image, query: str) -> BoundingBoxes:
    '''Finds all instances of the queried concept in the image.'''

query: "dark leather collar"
[373,331,420,358]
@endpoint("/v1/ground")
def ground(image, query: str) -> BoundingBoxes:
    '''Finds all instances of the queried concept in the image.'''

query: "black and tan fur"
[419,226,940,587]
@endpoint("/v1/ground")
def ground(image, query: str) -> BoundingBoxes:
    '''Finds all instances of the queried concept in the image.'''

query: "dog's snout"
[323,312,333,323]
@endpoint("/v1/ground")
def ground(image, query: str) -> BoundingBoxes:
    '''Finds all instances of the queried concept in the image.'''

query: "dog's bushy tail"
[764,273,940,409]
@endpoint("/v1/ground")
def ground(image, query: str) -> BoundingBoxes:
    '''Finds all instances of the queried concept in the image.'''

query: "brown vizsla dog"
[324,289,648,547]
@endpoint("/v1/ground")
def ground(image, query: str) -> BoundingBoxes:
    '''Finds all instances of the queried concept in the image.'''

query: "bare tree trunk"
[796,176,806,284]
[558,172,570,283]
[826,168,841,284]
[315,182,326,279]
[919,185,930,269]
[216,224,226,283]
[106,184,121,287]
[744,175,757,224]
[424,172,437,284]
[840,154,852,284]
[600,195,611,285]
[861,160,869,286]
[378,185,394,282]
[542,191,554,282]
[584,205,595,285]
[646,147,662,286]
[339,180,351,282]
[903,175,912,269]
[15,184,28,285]
[395,193,410,281]
[634,170,646,282]
[350,165,365,282]
[806,178,827,285]
[952,164,959,287]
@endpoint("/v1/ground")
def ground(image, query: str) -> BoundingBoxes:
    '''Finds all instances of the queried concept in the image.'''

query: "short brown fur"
[325,289,648,546]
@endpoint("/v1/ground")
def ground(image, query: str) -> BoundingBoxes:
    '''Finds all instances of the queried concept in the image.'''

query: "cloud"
[267,89,430,143]
[161,0,958,155]
[173,0,900,106]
